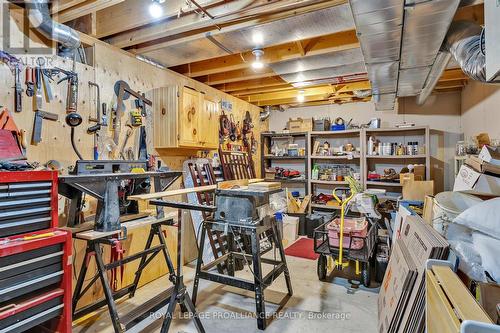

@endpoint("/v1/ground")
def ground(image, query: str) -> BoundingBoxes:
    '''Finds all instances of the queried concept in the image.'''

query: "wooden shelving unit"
[261,132,309,195]
[307,130,363,212]
[260,127,431,210]
[363,126,430,194]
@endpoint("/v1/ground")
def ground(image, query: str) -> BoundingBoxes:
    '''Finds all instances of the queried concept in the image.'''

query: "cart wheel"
[361,262,371,288]
[317,255,327,281]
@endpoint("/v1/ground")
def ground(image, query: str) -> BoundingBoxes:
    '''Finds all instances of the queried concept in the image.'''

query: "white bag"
[472,232,500,282]
[453,197,500,240]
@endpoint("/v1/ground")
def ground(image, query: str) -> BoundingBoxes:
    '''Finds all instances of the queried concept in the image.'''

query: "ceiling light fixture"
[251,48,265,70]
[149,0,165,18]
[252,32,264,45]
[297,90,305,103]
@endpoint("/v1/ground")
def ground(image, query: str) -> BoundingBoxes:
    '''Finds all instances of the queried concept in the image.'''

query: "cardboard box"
[402,180,434,201]
[378,239,418,333]
[379,215,449,333]
[466,155,500,175]
[478,145,500,165]
[398,215,449,333]
[453,164,500,196]
[288,118,313,132]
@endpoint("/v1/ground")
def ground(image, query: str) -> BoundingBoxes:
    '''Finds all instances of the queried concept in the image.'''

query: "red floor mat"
[284,237,319,260]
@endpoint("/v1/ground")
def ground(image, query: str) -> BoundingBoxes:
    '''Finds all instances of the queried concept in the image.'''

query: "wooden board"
[128,178,264,200]
[426,265,492,333]
[74,213,176,240]
[248,181,281,190]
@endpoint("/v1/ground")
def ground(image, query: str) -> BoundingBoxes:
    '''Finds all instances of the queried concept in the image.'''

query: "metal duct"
[291,73,368,88]
[26,0,80,51]
[270,48,364,76]
[142,4,355,66]
[416,51,451,105]
[445,21,487,81]
[397,0,460,97]
[279,62,366,84]
[349,0,405,111]
[372,93,396,111]
[353,89,372,98]
[417,21,499,105]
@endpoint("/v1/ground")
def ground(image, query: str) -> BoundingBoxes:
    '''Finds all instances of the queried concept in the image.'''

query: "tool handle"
[87,124,100,134]
[19,129,27,149]
[24,232,55,240]
[36,67,42,90]
[66,80,78,113]
[25,66,32,83]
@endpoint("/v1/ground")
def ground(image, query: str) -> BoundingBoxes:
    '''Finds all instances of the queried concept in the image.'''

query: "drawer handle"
[193,128,197,135]
[161,107,166,115]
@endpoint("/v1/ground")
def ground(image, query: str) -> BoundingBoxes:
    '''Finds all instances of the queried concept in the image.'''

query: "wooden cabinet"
[199,98,219,149]
[178,87,202,147]
[151,85,219,149]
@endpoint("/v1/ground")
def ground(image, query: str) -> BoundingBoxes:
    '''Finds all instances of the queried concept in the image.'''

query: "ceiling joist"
[171,29,359,78]
[107,0,346,49]
[55,0,124,23]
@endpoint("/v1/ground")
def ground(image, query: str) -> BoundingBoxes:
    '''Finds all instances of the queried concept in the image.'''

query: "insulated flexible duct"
[417,21,498,105]
[26,0,81,52]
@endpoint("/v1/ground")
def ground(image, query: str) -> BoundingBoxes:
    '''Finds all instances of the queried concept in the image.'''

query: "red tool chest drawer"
[0,171,58,238]
[0,229,72,333]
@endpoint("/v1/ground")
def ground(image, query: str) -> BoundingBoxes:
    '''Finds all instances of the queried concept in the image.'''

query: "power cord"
[230,225,274,288]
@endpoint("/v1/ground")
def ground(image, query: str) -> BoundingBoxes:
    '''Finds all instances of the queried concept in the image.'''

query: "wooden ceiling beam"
[296,98,371,107]
[95,0,223,38]
[243,80,371,103]
[434,80,467,89]
[213,76,288,92]
[232,84,294,96]
[55,0,124,23]
[202,67,277,85]
[255,92,358,106]
[107,0,346,49]
[172,30,359,78]
[51,0,87,14]
[438,68,468,82]
[453,2,484,25]
[245,85,334,102]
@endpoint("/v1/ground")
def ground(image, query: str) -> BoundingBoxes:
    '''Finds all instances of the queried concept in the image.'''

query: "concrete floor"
[74,254,379,333]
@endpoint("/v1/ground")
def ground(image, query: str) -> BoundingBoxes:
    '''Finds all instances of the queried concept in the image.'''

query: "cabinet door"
[199,98,219,149]
[152,86,178,148]
[178,87,200,147]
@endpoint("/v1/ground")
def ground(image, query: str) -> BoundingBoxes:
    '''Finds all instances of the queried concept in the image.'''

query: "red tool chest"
[0,171,71,333]
[0,171,58,237]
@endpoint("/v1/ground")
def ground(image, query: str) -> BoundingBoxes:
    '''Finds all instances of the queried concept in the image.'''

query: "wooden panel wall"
[0,7,267,309]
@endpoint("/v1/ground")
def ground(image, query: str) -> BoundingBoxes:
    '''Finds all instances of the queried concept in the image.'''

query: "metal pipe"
[416,51,451,105]
[26,0,81,52]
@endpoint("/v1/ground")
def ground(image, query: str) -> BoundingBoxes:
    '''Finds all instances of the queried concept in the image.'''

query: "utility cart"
[313,184,378,287]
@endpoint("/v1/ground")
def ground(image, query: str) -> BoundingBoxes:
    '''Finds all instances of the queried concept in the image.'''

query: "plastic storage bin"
[326,217,368,250]
[282,215,299,243]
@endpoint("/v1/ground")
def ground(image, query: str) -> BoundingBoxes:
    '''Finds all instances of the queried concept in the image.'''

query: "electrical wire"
[70,127,83,160]
[480,27,486,56]
[230,225,268,287]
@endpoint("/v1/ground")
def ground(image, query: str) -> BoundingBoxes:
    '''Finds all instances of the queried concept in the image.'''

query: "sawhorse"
[192,219,293,330]
[72,216,177,333]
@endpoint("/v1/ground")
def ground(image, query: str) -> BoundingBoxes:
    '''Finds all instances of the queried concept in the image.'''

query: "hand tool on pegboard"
[25,66,34,97]
[31,110,59,145]
[34,63,43,111]
[14,63,23,113]
[0,50,23,113]
[113,80,152,149]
